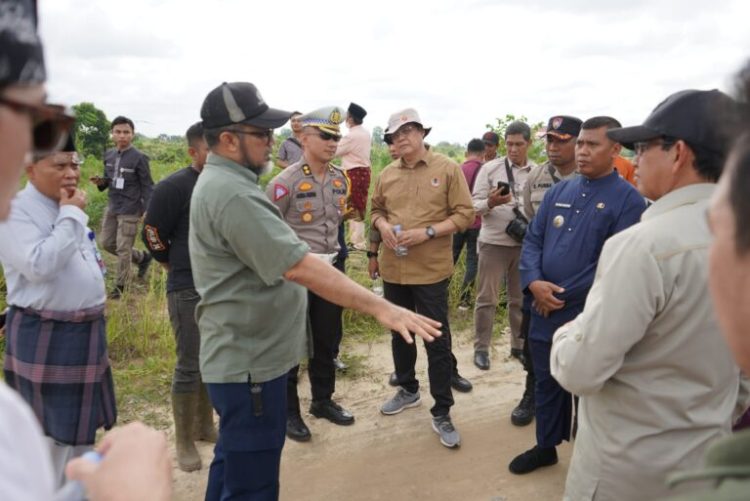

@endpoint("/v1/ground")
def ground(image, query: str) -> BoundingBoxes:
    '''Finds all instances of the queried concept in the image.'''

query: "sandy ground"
[169,325,571,501]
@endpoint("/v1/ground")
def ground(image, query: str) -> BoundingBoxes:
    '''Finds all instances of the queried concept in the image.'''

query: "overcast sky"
[38,0,750,143]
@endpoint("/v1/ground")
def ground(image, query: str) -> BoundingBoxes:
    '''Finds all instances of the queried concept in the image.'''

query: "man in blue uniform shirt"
[509,116,646,474]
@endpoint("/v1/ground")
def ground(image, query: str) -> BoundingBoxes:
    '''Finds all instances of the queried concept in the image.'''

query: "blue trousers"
[205,375,287,501]
[529,339,571,448]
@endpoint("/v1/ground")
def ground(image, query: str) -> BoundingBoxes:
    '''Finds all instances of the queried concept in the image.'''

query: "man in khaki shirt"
[551,89,749,500]
[370,108,474,448]
[471,121,535,372]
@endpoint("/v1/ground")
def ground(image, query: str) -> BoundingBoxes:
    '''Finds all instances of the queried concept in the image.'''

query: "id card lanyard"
[113,151,124,189]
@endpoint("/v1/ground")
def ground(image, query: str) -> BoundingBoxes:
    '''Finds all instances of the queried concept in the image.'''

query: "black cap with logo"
[201,82,291,129]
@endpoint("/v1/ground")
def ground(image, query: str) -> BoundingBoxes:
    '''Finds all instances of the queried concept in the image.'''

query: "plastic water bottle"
[55,450,103,500]
[371,273,384,297]
[393,225,408,257]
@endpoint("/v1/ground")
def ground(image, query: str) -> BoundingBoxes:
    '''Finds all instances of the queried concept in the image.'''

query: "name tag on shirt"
[114,177,125,189]
[555,202,571,208]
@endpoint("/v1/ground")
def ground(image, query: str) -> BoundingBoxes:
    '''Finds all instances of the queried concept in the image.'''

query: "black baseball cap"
[200,82,291,129]
[546,115,582,139]
[607,89,737,153]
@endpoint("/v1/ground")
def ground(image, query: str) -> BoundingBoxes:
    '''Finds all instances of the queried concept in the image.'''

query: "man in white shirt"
[0,136,118,488]
[551,89,750,500]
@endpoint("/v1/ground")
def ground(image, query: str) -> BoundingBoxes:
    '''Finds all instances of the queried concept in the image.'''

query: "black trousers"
[287,290,342,415]
[384,279,454,417]
[520,302,535,381]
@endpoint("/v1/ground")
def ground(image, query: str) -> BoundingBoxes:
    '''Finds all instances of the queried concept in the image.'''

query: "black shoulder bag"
[504,158,529,243]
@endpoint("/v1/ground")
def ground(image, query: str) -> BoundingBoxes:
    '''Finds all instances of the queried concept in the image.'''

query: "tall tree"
[72,102,110,158]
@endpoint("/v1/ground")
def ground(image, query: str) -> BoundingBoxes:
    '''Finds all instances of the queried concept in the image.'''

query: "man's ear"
[25,163,36,182]
[671,140,694,176]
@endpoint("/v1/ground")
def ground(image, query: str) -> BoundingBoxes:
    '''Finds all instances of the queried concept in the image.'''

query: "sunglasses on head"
[0,96,75,155]
[318,131,341,142]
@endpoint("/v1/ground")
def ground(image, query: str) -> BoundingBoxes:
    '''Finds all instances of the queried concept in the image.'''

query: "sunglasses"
[0,96,75,155]
[317,131,341,142]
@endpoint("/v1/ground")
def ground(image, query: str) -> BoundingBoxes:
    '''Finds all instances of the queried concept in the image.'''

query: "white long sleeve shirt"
[0,183,106,311]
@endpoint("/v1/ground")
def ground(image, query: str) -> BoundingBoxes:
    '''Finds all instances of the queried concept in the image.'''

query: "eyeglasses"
[390,123,420,141]
[317,131,341,142]
[633,137,676,156]
[0,96,75,155]
[227,128,274,142]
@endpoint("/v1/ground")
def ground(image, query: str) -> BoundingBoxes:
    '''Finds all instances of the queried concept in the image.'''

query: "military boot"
[172,391,202,472]
[195,385,218,443]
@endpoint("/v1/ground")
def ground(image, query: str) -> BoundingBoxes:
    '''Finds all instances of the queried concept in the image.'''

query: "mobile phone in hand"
[497,181,511,196]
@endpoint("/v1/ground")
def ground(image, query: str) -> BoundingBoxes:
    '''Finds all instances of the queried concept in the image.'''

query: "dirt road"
[171,329,570,500]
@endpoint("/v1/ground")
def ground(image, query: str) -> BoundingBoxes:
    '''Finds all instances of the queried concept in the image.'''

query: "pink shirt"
[335,125,372,170]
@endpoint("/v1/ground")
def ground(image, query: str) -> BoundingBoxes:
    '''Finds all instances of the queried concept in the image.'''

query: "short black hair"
[349,115,363,126]
[111,115,134,131]
[505,121,531,141]
[203,125,235,148]
[467,138,485,154]
[581,116,622,131]
[186,121,204,147]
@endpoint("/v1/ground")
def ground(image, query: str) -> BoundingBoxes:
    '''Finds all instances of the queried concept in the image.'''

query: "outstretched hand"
[375,303,442,343]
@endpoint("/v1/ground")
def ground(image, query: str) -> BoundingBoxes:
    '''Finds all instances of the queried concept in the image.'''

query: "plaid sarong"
[346,166,371,221]
[4,305,117,445]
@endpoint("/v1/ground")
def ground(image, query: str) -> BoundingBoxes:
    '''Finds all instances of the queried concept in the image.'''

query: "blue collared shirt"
[520,171,646,341]
[0,183,106,311]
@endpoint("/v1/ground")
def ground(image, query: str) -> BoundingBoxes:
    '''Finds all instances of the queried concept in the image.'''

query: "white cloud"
[38,0,750,143]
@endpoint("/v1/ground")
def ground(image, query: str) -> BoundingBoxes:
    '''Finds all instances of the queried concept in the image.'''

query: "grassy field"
[0,136,509,428]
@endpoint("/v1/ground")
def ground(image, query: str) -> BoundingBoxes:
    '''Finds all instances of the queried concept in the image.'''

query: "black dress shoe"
[508,446,558,474]
[286,414,311,442]
[309,399,355,426]
[511,390,535,427]
[473,351,490,370]
[451,374,473,393]
[388,372,399,387]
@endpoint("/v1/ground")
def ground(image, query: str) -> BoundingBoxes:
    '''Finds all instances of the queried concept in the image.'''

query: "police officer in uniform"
[510,116,646,474]
[509,116,582,428]
[267,106,354,442]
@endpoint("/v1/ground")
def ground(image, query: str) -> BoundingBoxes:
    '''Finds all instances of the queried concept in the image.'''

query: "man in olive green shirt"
[190,83,442,500]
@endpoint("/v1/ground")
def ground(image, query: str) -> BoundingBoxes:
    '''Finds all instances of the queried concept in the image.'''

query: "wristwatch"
[366,251,379,258]
[425,226,436,239]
